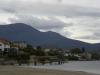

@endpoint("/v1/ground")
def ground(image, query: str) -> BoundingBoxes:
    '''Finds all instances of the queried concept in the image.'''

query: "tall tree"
[70,48,82,54]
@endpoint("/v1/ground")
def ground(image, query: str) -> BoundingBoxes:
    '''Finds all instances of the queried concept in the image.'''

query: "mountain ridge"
[0,23,100,51]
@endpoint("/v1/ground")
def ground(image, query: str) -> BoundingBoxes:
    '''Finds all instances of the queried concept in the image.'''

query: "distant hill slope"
[0,23,100,51]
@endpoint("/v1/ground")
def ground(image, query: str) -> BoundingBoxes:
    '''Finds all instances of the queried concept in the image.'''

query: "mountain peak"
[9,23,26,25]
[0,23,99,51]
[8,23,30,27]
[8,23,40,32]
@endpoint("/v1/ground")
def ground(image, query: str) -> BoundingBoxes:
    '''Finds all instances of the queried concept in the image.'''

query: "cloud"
[0,0,100,43]
[0,0,100,17]
[9,15,71,31]
[64,17,100,43]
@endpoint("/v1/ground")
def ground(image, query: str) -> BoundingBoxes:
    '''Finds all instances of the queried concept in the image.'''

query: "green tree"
[48,50,58,56]
[91,53,100,60]
[67,55,79,60]
[7,48,18,60]
[81,47,86,53]
[35,46,46,56]
[70,48,82,54]
[22,44,35,55]
[17,52,30,65]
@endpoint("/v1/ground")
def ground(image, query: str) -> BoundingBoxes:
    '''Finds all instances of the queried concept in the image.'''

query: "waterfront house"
[0,38,10,52]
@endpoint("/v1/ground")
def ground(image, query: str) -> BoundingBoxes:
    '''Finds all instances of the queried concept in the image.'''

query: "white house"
[0,39,10,52]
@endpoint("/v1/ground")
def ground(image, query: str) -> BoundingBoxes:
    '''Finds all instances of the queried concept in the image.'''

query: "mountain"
[0,23,99,51]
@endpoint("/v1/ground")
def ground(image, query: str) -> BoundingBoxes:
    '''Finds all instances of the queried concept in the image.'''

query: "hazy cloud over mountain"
[0,0,100,43]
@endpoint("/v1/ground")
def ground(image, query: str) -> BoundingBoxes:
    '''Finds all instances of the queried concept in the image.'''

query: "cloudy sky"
[0,0,100,43]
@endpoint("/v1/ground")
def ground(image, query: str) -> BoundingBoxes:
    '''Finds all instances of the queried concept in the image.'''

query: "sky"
[0,0,100,43]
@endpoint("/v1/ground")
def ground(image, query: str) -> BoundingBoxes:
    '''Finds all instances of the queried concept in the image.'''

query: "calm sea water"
[28,61,100,74]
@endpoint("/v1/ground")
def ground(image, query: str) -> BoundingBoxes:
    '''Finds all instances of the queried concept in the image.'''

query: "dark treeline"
[0,45,100,66]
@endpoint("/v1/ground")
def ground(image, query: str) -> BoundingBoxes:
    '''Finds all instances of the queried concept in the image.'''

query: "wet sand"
[0,66,99,75]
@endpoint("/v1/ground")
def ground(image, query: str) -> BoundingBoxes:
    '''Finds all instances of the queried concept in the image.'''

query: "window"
[4,48,8,52]
[0,44,2,46]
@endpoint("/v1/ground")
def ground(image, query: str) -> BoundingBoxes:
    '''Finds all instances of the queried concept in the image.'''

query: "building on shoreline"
[0,38,10,52]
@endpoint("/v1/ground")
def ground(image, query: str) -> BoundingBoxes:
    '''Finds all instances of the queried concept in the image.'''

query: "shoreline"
[23,66,100,75]
[23,62,100,75]
[0,65,99,75]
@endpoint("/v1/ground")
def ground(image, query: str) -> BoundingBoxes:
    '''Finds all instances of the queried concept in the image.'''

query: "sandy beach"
[0,66,99,75]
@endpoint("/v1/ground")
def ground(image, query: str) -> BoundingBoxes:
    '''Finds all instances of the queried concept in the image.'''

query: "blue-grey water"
[27,61,100,74]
